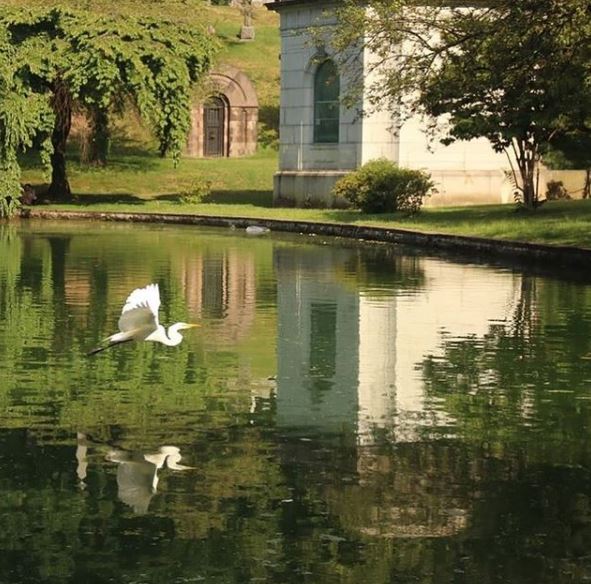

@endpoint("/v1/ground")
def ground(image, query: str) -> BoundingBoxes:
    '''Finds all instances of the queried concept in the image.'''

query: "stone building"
[267,0,584,207]
[186,66,259,158]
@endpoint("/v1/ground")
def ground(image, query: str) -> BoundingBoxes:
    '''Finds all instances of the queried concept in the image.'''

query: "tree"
[0,6,218,202]
[0,28,53,217]
[419,0,591,209]
[327,0,591,210]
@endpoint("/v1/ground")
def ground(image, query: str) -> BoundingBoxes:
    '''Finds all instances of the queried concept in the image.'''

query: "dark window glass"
[314,60,340,143]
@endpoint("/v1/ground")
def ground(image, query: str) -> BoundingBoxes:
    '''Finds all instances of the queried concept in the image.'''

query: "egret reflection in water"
[106,446,193,514]
[88,283,199,355]
[76,434,193,515]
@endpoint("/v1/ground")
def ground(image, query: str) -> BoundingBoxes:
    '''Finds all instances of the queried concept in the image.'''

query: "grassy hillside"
[3,0,280,141]
[6,0,280,202]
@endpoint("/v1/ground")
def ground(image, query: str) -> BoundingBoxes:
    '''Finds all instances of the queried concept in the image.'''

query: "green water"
[1,220,591,583]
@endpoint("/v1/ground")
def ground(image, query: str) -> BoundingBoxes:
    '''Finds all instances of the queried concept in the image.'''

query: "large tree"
[0,6,218,204]
[327,0,591,209]
[0,27,53,217]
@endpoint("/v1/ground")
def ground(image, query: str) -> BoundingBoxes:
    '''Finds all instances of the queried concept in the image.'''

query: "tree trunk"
[514,138,540,209]
[584,168,591,199]
[48,236,72,352]
[88,107,110,166]
[47,79,73,201]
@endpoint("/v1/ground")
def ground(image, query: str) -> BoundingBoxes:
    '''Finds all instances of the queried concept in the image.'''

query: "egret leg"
[86,337,133,356]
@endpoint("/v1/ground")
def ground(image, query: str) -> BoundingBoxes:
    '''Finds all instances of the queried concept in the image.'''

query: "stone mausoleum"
[186,66,259,158]
[267,0,583,207]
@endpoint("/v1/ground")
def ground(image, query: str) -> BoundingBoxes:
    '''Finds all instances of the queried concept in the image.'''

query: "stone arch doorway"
[203,96,227,157]
[187,66,259,158]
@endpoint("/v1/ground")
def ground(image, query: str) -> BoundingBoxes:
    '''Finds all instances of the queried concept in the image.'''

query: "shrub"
[333,158,434,214]
[179,177,213,204]
[257,126,279,151]
[545,179,570,201]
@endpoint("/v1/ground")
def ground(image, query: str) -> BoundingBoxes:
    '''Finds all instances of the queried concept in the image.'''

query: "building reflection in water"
[61,241,258,344]
[178,248,257,343]
[275,246,520,442]
[274,246,522,539]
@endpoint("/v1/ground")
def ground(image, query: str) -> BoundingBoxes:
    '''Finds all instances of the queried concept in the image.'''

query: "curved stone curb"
[20,208,591,269]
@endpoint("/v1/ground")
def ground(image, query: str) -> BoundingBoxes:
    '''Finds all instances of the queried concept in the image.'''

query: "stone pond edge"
[20,208,591,269]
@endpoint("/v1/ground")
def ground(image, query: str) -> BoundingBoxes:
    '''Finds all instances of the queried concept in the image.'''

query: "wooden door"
[203,97,226,157]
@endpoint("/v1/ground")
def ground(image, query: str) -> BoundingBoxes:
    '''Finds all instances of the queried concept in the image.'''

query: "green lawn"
[21,149,591,250]
[9,1,591,250]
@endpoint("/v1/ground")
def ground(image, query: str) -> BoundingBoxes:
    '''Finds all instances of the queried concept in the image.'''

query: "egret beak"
[183,323,200,329]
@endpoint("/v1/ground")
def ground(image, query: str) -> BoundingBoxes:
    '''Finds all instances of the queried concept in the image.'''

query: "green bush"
[333,158,434,214]
[257,126,279,151]
[545,179,570,201]
[179,176,213,204]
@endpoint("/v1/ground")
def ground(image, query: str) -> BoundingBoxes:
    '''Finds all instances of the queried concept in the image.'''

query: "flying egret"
[87,283,199,355]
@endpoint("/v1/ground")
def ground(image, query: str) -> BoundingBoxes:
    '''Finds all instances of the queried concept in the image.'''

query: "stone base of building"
[274,168,589,209]
[426,170,510,207]
[273,170,350,207]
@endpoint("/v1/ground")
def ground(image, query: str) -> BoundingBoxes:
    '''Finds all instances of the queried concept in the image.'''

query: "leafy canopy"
[0,5,219,213]
[328,0,591,209]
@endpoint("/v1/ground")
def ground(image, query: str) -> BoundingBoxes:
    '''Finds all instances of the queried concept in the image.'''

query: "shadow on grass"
[29,187,147,206]
[318,199,591,229]
[312,206,521,228]
[29,186,273,209]
[155,189,274,207]
[19,143,162,173]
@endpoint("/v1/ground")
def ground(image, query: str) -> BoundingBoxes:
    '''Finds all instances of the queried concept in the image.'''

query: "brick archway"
[187,66,259,158]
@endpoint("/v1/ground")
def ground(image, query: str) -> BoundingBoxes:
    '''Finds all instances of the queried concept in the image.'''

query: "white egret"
[88,283,199,355]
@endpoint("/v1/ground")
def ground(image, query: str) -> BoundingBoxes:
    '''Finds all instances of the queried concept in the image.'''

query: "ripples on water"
[1,221,591,583]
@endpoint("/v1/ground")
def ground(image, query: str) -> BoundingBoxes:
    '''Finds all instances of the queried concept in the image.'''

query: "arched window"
[314,60,340,144]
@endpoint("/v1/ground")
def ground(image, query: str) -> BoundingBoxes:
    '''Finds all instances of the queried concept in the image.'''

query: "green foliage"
[542,130,591,199]
[178,175,213,204]
[257,126,279,151]
[0,26,54,216]
[545,180,570,201]
[333,158,433,214]
[0,5,219,203]
[418,0,591,209]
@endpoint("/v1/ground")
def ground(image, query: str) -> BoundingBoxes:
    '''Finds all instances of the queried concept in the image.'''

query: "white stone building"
[267,0,581,207]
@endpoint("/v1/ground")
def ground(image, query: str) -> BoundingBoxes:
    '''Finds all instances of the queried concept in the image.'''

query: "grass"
[7,2,591,250]
[21,148,591,250]
[21,146,277,205]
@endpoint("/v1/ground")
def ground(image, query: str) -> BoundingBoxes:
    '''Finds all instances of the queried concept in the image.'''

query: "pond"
[1,220,591,584]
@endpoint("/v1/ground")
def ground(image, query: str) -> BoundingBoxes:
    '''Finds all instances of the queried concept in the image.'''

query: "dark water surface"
[1,220,591,583]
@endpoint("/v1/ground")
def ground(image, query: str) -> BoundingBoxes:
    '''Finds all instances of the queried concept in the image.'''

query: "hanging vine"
[0,6,218,210]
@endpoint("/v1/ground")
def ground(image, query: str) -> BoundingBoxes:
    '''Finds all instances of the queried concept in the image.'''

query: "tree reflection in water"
[0,222,591,583]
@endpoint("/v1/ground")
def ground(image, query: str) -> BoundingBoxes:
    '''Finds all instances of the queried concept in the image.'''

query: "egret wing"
[118,283,161,334]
